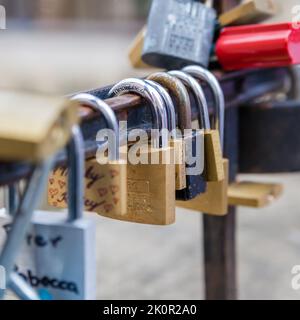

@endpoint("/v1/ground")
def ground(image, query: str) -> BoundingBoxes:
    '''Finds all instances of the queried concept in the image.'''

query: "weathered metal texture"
[239,100,300,173]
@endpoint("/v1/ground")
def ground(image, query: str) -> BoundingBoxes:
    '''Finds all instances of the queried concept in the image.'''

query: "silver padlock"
[142,0,217,69]
[1,125,96,300]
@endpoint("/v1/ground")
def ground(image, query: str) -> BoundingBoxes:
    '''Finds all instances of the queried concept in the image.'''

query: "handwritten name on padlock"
[48,160,122,215]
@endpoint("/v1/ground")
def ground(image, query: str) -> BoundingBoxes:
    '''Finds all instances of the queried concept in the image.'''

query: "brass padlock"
[178,66,228,215]
[146,72,188,190]
[145,78,186,191]
[228,181,283,208]
[167,70,207,200]
[128,26,152,69]
[108,78,176,225]
[0,90,78,162]
[183,66,224,182]
[219,0,276,26]
[48,93,127,216]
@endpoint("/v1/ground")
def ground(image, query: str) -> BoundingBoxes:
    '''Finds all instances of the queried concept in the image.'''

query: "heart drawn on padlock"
[58,180,66,189]
[110,185,119,195]
[110,169,119,178]
[104,203,113,213]
[49,188,58,198]
[98,188,108,197]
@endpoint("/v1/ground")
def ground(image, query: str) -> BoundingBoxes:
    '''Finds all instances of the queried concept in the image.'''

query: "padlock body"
[177,159,229,216]
[129,26,151,69]
[218,0,276,27]
[108,146,176,225]
[176,130,206,201]
[0,210,96,300]
[170,138,186,190]
[142,0,216,69]
[48,159,127,216]
[0,91,78,162]
[204,129,224,182]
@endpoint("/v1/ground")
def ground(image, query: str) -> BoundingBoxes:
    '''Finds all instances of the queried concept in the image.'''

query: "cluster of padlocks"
[0,0,299,300]
[0,65,227,300]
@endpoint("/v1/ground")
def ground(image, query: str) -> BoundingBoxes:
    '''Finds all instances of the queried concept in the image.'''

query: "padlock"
[142,0,217,69]
[168,70,207,200]
[128,26,152,69]
[216,22,300,71]
[48,93,127,217]
[183,65,224,182]
[0,90,78,162]
[146,74,186,190]
[228,181,283,208]
[219,0,276,27]
[1,125,96,299]
[178,66,228,215]
[107,78,176,225]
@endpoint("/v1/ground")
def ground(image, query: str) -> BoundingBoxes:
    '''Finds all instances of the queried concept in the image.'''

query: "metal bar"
[203,105,239,300]
[203,207,237,300]
[0,67,290,187]
[201,0,242,300]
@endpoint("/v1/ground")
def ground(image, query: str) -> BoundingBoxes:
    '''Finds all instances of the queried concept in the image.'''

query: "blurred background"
[1,0,300,300]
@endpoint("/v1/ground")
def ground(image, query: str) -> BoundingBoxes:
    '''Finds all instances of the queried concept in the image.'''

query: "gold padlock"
[107,78,176,225]
[184,66,225,182]
[0,90,78,162]
[178,66,228,216]
[128,26,152,69]
[146,72,191,191]
[48,93,127,216]
[170,70,224,183]
[219,0,276,26]
[228,181,283,208]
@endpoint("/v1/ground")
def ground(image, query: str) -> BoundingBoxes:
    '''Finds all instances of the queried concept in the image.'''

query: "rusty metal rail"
[0,67,291,187]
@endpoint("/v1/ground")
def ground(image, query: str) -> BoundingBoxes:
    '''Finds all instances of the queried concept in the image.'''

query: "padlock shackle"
[183,66,225,149]
[108,78,167,148]
[66,125,84,222]
[145,79,176,135]
[169,70,211,131]
[147,72,192,132]
[145,79,174,147]
[71,93,120,161]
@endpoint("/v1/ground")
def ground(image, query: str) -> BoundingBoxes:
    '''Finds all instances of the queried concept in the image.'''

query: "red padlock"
[216,23,300,71]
